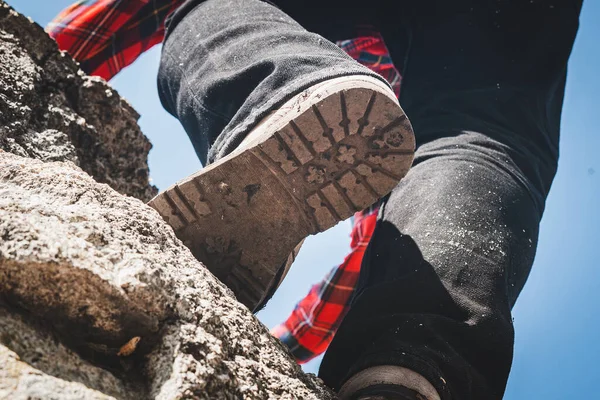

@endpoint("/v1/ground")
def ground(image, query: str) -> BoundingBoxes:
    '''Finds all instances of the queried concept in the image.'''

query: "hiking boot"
[148,75,414,311]
[338,366,442,400]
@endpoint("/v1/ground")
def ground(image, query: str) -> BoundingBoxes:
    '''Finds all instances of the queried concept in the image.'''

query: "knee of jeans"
[412,130,550,213]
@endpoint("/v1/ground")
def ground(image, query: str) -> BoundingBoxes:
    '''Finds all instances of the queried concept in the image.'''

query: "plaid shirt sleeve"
[47,0,184,80]
[271,31,401,363]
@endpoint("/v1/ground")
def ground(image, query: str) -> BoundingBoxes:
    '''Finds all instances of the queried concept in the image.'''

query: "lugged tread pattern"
[256,89,413,234]
[149,179,212,231]
[229,266,263,307]
[149,77,415,311]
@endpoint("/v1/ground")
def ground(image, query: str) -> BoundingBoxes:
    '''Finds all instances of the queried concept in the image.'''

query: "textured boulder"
[0,309,135,400]
[0,2,333,399]
[0,151,332,399]
[0,1,156,201]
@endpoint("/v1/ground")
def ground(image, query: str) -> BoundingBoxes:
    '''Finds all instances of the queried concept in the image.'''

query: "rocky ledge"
[0,2,332,399]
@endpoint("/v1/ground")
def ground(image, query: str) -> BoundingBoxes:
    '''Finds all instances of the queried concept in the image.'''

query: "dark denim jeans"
[157,0,582,398]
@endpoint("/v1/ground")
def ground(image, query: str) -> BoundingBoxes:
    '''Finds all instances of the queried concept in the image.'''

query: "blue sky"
[11,1,599,398]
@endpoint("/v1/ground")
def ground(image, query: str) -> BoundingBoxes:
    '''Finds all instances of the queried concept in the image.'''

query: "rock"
[0,308,135,400]
[0,1,157,202]
[0,2,333,398]
[0,147,332,400]
[0,347,116,400]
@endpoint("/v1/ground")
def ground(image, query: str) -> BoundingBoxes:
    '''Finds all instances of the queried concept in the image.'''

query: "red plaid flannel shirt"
[47,0,184,80]
[270,204,381,362]
[48,1,401,364]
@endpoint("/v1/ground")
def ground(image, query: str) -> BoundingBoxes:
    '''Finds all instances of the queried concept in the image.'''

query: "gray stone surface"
[0,1,157,202]
[0,148,332,400]
[0,345,116,400]
[0,2,333,398]
[0,308,135,400]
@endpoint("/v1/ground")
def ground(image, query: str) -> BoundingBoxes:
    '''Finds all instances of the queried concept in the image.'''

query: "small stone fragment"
[117,336,141,357]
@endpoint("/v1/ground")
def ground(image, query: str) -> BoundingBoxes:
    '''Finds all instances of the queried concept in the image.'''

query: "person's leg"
[321,1,582,399]
[326,132,542,399]
[159,0,388,165]
[154,0,414,310]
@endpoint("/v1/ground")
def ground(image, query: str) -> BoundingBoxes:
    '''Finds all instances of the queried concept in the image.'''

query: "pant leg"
[321,133,543,399]
[320,1,582,399]
[157,0,387,165]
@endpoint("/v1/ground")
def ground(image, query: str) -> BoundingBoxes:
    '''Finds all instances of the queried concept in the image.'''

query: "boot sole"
[148,76,415,311]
